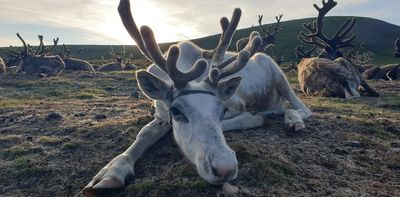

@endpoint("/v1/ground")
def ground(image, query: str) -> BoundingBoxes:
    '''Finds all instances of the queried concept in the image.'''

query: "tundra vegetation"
[0,0,400,196]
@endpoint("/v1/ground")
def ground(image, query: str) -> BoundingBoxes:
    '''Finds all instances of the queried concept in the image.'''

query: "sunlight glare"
[99,1,192,45]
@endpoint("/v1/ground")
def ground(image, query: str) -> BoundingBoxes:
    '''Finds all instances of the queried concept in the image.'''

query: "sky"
[0,0,399,47]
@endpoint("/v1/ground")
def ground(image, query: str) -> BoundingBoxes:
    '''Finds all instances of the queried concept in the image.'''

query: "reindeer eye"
[170,106,188,122]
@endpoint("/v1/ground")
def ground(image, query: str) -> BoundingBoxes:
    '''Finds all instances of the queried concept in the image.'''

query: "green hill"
[1,16,399,65]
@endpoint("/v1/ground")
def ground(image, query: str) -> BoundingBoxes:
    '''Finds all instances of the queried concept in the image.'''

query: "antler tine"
[16,33,28,56]
[140,26,167,71]
[202,17,230,59]
[298,34,325,48]
[219,50,250,79]
[118,0,168,70]
[42,37,59,55]
[210,8,241,68]
[244,32,263,55]
[35,35,44,55]
[217,31,262,70]
[118,0,155,62]
[336,35,356,48]
[332,17,356,41]
[166,46,207,88]
[258,15,269,34]
[273,14,284,34]
[74,49,82,57]
[220,17,230,39]
[110,46,117,58]
[296,45,316,59]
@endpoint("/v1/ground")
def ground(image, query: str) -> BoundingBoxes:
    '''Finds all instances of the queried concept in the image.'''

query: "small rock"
[222,183,239,196]
[26,134,33,141]
[46,112,62,121]
[74,113,86,117]
[94,114,107,120]
[344,140,362,148]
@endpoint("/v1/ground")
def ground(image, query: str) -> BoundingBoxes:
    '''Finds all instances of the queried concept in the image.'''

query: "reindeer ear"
[136,70,171,100]
[217,76,242,101]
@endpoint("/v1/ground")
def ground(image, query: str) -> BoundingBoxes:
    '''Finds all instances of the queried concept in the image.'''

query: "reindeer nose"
[211,159,237,179]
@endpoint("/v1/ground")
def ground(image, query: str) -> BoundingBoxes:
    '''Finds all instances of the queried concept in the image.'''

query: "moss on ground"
[0,143,43,160]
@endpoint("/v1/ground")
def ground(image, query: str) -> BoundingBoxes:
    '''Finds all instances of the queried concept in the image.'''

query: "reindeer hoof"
[286,122,305,132]
[82,177,124,197]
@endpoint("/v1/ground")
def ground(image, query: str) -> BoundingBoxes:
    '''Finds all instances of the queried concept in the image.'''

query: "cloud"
[0,0,398,47]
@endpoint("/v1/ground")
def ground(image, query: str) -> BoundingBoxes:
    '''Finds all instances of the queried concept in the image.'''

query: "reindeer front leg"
[82,118,171,196]
[222,112,267,131]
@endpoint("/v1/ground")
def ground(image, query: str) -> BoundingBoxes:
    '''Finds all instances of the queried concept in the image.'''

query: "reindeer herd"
[0,0,399,195]
[0,35,137,76]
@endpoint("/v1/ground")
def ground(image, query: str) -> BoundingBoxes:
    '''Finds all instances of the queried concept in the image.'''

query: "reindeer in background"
[58,44,94,72]
[394,38,400,58]
[236,14,283,52]
[0,57,5,73]
[82,0,311,195]
[296,0,378,99]
[7,34,65,76]
[346,42,400,81]
[97,46,126,72]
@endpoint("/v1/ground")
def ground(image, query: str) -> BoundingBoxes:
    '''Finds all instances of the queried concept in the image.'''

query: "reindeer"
[347,40,400,81]
[97,46,126,72]
[58,44,94,72]
[82,0,311,195]
[124,53,138,71]
[296,0,378,99]
[8,34,65,76]
[0,57,5,73]
[236,14,283,52]
[394,38,400,58]
[363,38,400,80]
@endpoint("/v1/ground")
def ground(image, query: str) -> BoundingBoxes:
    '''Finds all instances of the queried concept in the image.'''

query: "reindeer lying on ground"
[346,43,400,81]
[8,34,65,76]
[296,0,378,99]
[97,47,126,72]
[58,44,94,72]
[82,0,311,195]
[0,57,5,73]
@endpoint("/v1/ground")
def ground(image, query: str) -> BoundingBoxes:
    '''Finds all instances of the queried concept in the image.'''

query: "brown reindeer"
[394,38,400,58]
[360,39,400,80]
[59,44,94,72]
[8,34,65,76]
[236,14,283,52]
[97,46,126,72]
[296,0,378,99]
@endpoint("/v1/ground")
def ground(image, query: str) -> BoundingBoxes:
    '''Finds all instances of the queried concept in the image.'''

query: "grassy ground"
[0,65,400,196]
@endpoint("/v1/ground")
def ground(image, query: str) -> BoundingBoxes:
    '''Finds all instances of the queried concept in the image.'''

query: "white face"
[170,93,238,184]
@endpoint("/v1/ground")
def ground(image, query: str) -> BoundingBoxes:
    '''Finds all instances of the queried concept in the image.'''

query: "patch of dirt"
[0,71,400,196]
